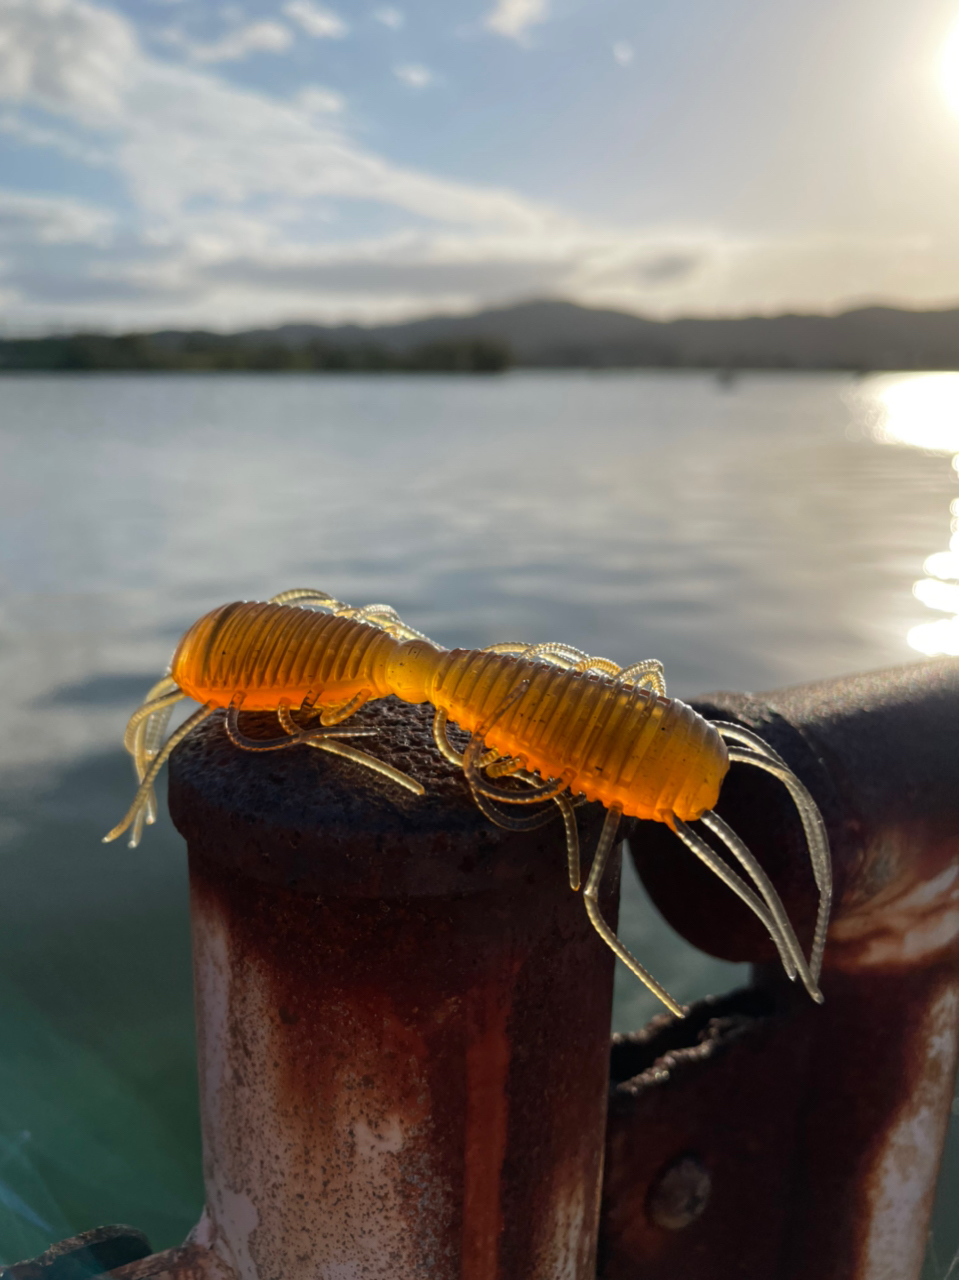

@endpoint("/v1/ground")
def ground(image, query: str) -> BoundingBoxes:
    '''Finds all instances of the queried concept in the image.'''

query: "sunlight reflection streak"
[860,373,959,657]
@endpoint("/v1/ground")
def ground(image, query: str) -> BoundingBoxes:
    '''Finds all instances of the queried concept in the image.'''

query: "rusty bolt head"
[646,1154,711,1230]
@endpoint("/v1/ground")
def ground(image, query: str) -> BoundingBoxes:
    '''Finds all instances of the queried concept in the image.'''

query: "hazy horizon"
[7,292,959,342]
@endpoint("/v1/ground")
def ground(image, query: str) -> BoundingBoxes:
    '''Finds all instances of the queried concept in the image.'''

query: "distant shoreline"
[0,365,936,378]
[0,334,513,375]
[3,297,959,372]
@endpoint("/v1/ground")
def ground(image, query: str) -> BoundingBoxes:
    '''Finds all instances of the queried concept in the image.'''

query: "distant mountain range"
[4,299,959,371]
[218,298,959,369]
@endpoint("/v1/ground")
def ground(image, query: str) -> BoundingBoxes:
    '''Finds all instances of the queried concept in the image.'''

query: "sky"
[3,0,959,331]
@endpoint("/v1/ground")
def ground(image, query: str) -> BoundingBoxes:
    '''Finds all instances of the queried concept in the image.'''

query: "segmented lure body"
[431,650,724,823]
[171,603,393,712]
[171,600,727,824]
[107,591,833,1017]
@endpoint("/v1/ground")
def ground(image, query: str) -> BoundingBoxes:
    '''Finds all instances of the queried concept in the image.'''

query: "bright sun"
[943,19,959,116]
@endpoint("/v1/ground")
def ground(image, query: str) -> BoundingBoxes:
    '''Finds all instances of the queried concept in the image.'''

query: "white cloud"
[282,1,347,39]
[373,7,403,29]
[612,41,633,66]
[0,0,557,233]
[0,0,137,119]
[393,63,432,88]
[0,189,113,243]
[114,77,544,230]
[163,21,293,64]
[297,85,345,114]
[44,224,711,330]
[0,1,744,329]
[484,0,548,42]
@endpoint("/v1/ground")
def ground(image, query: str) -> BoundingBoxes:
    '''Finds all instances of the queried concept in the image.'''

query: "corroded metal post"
[168,699,619,1280]
[9,661,958,1280]
[605,658,959,1280]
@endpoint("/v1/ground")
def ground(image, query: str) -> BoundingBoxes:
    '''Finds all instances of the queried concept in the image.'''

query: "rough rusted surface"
[169,697,619,1280]
[776,962,958,1279]
[611,658,959,1280]
[601,987,809,1280]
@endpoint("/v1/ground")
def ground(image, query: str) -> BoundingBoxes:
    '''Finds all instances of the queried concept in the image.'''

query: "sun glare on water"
[860,373,959,657]
[872,372,959,454]
[863,25,959,658]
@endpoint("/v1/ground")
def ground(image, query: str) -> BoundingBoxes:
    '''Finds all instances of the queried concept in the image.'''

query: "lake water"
[0,370,957,1270]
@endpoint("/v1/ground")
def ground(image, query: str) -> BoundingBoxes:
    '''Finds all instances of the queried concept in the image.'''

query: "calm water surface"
[0,371,956,1268]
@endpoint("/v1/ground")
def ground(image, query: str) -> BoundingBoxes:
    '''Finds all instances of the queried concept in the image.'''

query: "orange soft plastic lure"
[105,589,831,1015]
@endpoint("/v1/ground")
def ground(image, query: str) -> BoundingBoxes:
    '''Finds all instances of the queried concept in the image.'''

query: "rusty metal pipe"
[18,662,958,1280]
[605,658,959,1280]
[167,698,619,1280]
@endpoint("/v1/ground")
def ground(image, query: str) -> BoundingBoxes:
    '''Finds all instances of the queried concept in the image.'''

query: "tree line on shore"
[0,332,513,374]
[5,298,959,372]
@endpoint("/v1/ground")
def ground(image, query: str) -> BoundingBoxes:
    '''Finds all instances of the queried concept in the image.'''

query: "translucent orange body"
[172,600,728,824]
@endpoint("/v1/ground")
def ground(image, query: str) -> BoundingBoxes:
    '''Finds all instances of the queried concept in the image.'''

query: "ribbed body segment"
[430,650,727,823]
[171,602,397,710]
[169,601,728,824]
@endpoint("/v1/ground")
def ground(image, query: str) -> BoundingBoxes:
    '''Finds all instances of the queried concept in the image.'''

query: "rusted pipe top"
[169,698,606,898]
[0,1226,153,1280]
